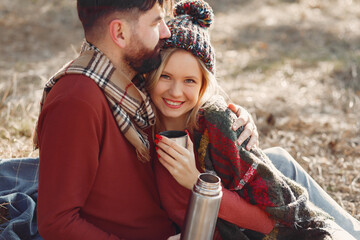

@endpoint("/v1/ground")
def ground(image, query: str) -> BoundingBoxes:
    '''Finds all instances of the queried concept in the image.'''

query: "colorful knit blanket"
[193,100,333,240]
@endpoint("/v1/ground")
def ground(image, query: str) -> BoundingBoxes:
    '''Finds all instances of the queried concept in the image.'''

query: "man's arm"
[37,95,120,240]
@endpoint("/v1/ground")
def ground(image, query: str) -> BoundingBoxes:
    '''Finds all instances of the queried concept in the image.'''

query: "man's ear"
[109,19,127,48]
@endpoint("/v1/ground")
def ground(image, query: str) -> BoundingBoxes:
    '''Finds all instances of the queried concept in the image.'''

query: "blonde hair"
[145,48,223,132]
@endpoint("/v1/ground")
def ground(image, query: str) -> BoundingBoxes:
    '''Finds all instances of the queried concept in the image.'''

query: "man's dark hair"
[77,0,168,34]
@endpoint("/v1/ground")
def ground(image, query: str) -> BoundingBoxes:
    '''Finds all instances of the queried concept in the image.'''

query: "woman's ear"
[109,19,127,48]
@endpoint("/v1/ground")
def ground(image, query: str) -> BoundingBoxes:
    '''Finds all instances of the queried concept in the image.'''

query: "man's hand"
[228,103,259,150]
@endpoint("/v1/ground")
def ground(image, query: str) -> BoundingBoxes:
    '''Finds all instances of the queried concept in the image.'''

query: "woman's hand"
[155,133,200,190]
[228,103,259,150]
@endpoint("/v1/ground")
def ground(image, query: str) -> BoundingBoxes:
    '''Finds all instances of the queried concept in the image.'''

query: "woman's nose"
[168,82,183,97]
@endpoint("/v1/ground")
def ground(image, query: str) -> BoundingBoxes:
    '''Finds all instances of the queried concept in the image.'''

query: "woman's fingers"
[158,149,177,174]
[156,133,200,190]
[156,135,188,159]
[156,137,186,175]
[157,146,187,178]
[157,147,176,167]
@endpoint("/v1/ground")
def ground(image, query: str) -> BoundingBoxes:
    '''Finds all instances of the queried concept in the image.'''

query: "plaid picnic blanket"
[0,157,42,240]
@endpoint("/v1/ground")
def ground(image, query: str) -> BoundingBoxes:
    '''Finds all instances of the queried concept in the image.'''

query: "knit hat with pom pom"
[163,0,215,74]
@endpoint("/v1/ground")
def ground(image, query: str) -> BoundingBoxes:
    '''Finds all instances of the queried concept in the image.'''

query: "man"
[35,1,258,239]
[36,1,174,239]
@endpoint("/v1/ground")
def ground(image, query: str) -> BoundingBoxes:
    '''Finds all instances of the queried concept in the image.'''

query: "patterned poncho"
[193,100,333,240]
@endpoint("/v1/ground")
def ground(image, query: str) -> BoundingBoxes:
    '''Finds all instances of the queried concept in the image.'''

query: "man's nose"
[159,19,171,39]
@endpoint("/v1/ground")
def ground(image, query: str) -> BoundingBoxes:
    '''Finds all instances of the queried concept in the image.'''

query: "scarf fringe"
[136,147,151,163]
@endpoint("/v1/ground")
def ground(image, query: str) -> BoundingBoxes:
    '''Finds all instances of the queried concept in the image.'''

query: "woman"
[145,1,359,239]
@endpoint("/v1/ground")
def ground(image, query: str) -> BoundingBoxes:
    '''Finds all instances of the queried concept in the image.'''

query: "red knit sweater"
[37,75,175,240]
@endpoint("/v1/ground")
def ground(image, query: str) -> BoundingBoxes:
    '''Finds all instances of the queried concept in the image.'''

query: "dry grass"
[0,0,359,222]
[208,0,360,220]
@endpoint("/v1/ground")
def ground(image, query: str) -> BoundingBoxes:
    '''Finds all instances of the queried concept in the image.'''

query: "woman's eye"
[160,74,170,80]
[185,79,196,83]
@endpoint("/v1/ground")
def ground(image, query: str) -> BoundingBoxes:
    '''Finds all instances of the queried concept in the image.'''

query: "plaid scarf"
[34,41,155,162]
[193,99,334,240]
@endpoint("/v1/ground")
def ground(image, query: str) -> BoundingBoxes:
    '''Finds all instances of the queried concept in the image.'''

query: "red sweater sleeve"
[37,90,120,240]
[218,187,275,234]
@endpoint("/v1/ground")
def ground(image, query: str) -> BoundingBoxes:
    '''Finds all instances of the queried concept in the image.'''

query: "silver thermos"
[181,172,223,240]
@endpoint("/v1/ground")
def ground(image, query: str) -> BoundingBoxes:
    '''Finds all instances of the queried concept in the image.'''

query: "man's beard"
[124,38,163,74]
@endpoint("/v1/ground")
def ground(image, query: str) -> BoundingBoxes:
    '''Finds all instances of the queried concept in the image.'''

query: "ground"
[0,0,359,223]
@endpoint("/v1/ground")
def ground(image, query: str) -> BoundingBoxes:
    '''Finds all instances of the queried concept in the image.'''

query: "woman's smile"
[163,98,184,108]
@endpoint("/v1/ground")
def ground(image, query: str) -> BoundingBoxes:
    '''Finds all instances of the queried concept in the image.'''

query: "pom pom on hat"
[174,0,214,28]
[163,0,215,74]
